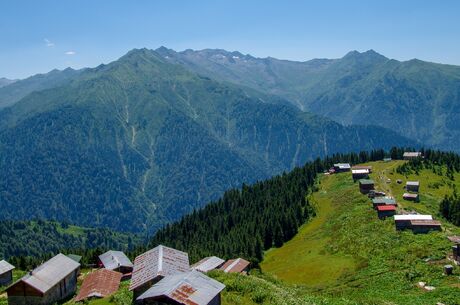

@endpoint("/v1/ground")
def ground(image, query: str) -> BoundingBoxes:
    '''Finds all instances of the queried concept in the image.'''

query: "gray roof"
[372,197,396,205]
[18,253,80,293]
[137,270,225,304]
[334,163,351,169]
[192,256,225,273]
[130,245,190,291]
[406,181,420,186]
[0,260,14,274]
[99,250,133,271]
[403,152,422,157]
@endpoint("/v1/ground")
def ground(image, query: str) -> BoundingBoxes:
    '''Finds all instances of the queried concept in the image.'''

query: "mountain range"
[0,48,417,233]
[157,47,460,151]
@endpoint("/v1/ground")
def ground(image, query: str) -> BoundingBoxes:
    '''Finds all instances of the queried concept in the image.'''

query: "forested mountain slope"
[0,77,16,89]
[0,68,81,108]
[157,47,460,151]
[0,49,416,233]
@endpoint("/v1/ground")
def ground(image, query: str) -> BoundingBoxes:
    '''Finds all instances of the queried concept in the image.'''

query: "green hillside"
[158,47,460,151]
[0,68,81,109]
[262,160,460,304]
[0,220,139,262]
[0,49,415,233]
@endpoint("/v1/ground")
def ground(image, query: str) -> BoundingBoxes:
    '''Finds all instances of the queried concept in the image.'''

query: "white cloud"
[44,38,55,47]
[65,51,76,55]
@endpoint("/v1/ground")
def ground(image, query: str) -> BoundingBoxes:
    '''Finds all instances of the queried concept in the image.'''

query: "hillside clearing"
[261,160,460,305]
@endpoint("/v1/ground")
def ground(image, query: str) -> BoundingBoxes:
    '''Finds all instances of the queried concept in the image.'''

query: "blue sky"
[1,0,459,79]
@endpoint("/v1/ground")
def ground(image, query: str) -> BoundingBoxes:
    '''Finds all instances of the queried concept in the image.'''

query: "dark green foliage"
[0,49,416,233]
[149,149,391,264]
[0,220,140,267]
[440,194,460,226]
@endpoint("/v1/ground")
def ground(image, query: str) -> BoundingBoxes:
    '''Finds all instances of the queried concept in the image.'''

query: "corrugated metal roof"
[191,256,225,273]
[403,193,419,198]
[0,260,14,274]
[137,270,225,305]
[352,169,369,174]
[403,152,422,157]
[359,179,374,185]
[376,205,396,211]
[394,215,432,221]
[220,258,250,273]
[372,197,396,205]
[334,163,351,169]
[99,250,133,271]
[19,253,80,293]
[130,245,190,291]
[75,269,122,302]
[410,220,441,227]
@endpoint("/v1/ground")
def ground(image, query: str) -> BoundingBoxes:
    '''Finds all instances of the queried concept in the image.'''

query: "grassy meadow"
[261,160,460,304]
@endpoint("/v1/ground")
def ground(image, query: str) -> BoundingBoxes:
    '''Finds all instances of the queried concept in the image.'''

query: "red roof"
[220,258,250,273]
[376,205,396,211]
[75,269,122,302]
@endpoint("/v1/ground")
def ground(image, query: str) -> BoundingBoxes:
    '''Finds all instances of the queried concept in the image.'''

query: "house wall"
[406,185,419,192]
[378,210,395,219]
[8,269,78,305]
[411,225,441,234]
[0,271,13,286]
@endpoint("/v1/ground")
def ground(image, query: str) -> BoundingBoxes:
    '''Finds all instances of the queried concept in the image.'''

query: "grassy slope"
[261,160,460,305]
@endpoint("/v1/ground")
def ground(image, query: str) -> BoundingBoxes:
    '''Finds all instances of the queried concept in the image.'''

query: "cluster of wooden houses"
[330,157,442,234]
[1,245,250,305]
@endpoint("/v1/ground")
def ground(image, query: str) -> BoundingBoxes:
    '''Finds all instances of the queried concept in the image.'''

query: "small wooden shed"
[406,181,420,193]
[136,270,225,305]
[359,179,375,194]
[130,245,190,300]
[376,205,396,219]
[6,253,80,305]
[0,260,14,287]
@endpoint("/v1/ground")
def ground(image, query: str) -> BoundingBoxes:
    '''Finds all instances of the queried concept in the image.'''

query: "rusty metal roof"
[99,250,133,271]
[220,258,250,273]
[130,245,190,291]
[410,220,442,227]
[75,269,122,302]
[18,253,80,293]
[137,270,225,305]
[0,260,14,274]
[191,256,225,273]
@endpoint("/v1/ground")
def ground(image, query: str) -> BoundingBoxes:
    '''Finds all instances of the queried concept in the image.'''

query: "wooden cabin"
[351,165,372,173]
[98,250,133,275]
[6,253,80,305]
[403,193,419,202]
[352,169,369,180]
[403,152,422,160]
[406,181,420,193]
[0,260,14,287]
[136,270,225,305]
[394,215,441,233]
[75,269,122,302]
[333,163,351,173]
[129,245,190,300]
[359,179,375,194]
[192,256,225,273]
[410,220,442,234]
[376,205,396,219]
[372,197,396,209]
[219,258,250,274]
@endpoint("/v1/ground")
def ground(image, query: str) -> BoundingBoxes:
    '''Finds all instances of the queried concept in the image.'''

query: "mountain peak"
[343,49,388,63]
